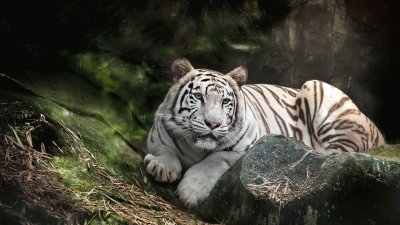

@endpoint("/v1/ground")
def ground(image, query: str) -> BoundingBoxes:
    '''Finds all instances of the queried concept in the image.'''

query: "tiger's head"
[161,58,247,151]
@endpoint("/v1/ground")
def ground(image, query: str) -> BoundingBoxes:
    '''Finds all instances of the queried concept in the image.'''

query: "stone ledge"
[196,134,400,225]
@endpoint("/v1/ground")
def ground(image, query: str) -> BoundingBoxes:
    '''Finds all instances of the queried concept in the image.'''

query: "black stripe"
[318,123,333,136]
[287,88,298,97]
[271,107,289,136]
[178,106,193,114]
[172,81,192,111]
[242,88,271,132]
[205,83,214,95]
[282,98,298,121]
[263,86,282,106]
[333,139,359,151]
[296,98,305,123]
[336,109,360,119]
[313,81,318,122]
[258,85,289,135]
[189,108,199,118]
[224,122,251,152]
[249,85,291,134]
[319,96,350,126]
[303,98,317,148]
[290,124,303,140]
[326,143,347,152]
[318,81,324,110]
[321,133,345,142]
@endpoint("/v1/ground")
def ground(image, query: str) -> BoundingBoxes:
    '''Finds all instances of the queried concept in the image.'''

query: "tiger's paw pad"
[176,176,212,208]
[143,154,181,183]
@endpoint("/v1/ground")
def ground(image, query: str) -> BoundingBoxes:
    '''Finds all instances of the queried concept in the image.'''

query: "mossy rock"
[196,134,400,225]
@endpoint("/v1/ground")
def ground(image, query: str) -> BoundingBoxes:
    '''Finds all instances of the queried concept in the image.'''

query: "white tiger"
[144,58,385,208]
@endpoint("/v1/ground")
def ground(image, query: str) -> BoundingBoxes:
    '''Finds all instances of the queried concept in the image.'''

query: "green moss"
[88,213,125,225]
[95,138,144,184]
[23,94,147,190]
[55,110,144,184]
[51,156,96,192]
[62,51,168,134]
[370,144,400,163]
[73,52,150,88]
[66,51,153,101]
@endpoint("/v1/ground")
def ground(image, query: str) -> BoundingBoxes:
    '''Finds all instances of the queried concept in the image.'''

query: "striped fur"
[144,59,385,208]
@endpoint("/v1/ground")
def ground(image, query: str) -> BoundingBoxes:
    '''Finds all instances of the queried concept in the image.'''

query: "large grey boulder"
[196,134,400,225]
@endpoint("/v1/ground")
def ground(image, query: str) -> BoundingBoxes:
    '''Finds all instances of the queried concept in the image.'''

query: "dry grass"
[247,151,327,209]
[0,113,212,225]
[247,178,295,208]
[1,124,84,221]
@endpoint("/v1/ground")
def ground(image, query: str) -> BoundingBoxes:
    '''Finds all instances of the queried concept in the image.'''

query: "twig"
[290,150,313,169]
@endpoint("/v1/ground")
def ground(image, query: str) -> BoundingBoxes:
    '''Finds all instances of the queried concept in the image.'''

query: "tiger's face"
[163,59,247,151]
[172,70,237,150]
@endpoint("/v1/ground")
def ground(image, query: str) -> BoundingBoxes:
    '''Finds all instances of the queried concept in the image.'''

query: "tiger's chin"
[194,138,218,151]
[193,133,220,150]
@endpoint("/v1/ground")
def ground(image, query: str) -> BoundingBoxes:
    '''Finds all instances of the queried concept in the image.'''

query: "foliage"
[63,50,170,130]
[0,90,211,224]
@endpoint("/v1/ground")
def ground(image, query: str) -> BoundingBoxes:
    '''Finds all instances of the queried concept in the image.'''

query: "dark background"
[0,0,399,143]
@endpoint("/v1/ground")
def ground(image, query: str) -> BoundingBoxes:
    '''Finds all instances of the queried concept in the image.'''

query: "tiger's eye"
[193,93,203,100]
[222,98,230,104]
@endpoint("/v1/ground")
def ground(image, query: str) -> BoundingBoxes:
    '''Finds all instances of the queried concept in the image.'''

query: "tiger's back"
[242,84,299,140]
[241,81,385,154]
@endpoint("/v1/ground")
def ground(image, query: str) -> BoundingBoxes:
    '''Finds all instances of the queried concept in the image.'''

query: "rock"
[196,134,400,225]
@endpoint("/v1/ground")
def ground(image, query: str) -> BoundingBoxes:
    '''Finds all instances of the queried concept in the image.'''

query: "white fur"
[144,60,385,208]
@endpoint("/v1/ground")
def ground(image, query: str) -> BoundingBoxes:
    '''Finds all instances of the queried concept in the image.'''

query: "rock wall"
[247,0,399,142]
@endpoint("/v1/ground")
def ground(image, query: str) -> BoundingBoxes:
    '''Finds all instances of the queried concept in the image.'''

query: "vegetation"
[0,90,210,224]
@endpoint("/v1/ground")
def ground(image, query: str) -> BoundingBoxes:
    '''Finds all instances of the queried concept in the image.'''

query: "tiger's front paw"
[143,154,182,183]
[176,174,213,208]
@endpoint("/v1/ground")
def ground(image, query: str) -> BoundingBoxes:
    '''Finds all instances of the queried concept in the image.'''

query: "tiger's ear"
[171,58,194,83]
[226,65,248,87]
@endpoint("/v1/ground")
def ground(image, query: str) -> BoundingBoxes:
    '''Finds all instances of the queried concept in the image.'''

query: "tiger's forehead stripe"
[172,70,234,112]
[205,82,229,95]
[200,80,231,96]
[192,72,230,90]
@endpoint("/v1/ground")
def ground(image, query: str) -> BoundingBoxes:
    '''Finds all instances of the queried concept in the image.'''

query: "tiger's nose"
[204,119,221,130]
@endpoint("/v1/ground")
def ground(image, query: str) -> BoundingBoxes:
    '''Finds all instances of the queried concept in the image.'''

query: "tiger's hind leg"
[294,80,385,155]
